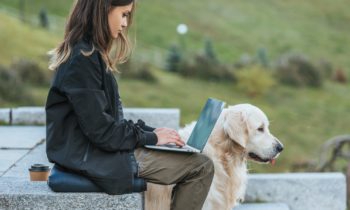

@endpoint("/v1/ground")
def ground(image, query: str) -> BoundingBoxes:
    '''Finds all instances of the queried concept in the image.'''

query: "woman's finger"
[172,134,185,145]
[172,139,184,147]
[172,137,185,146]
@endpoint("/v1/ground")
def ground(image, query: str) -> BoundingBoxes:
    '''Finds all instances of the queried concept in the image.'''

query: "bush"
[117,58,157,82]
[236,65,276,97]
[233,53,257,70]
[178,53,236,83]
[178,57,196,78]
[334,67,347,83]
[0,64,34,103]
[11,58,52,86]
[274,53,322,88]
[317,58,333,79]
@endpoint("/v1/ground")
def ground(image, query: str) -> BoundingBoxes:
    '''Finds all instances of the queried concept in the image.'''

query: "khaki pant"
[134,146,215,210]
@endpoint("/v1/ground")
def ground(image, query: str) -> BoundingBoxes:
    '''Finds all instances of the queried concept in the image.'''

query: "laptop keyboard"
[162,144,198,152]
[163,144,182,148]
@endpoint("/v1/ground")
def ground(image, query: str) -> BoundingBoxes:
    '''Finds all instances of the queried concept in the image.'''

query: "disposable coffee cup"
[29,164,51,181]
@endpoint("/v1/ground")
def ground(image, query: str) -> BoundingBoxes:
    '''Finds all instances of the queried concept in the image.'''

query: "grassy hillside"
[0,12,61,66]
[1,0,350,75]
[0,7,349,174]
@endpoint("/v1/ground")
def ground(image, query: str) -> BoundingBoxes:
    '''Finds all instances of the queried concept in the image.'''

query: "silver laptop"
[144,98,226,153]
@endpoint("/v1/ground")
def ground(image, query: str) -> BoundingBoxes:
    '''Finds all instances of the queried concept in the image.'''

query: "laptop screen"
[187,98,226,151]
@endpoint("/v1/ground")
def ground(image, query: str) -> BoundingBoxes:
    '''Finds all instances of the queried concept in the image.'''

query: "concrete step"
[233,203,289,210]
[0,178,144,210]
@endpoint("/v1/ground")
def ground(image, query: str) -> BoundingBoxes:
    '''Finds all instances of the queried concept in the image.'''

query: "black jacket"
[45,35,158,195]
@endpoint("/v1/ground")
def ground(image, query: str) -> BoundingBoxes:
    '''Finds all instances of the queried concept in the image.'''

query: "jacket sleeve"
[124,119,158,145]
[61,52,157,151]
[126,119,156,132]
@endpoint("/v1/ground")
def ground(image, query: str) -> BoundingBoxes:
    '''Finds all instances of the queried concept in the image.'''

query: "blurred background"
[0,0,349,176]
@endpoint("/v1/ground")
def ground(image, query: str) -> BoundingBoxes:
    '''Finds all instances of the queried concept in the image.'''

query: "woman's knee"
[194,153,215,187]
[193,153,215,174]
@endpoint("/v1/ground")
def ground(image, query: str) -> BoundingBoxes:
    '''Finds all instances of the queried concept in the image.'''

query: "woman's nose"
[122,20,127,28]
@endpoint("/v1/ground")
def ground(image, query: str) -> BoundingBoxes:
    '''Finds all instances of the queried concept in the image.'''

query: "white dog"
[145,103,284,210]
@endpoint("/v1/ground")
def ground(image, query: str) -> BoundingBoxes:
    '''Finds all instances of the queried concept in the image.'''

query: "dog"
[145,103,284,210]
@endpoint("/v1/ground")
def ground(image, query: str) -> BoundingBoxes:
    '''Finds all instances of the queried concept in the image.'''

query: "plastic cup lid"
[28,164,51,172]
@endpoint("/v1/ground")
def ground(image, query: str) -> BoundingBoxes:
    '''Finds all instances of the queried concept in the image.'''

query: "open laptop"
[144,97,226,153]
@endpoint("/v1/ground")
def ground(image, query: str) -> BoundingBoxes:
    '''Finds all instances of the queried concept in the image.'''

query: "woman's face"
[108,2,134,39]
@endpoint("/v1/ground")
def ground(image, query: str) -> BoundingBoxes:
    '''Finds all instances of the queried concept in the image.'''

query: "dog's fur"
[145,104,283,210]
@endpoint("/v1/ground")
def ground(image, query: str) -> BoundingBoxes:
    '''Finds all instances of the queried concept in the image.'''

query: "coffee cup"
[29,164,51,181]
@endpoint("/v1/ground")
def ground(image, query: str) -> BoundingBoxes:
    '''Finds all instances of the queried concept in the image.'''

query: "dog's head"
[223,104,283,164]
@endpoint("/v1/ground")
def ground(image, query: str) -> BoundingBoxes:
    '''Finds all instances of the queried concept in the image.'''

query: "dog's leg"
[145,183,174,210]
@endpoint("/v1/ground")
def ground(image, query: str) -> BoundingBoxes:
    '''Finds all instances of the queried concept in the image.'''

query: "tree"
[256,46,269,67]
[39,7,49,28]
[165,44,182,72]
[204,37,218,64]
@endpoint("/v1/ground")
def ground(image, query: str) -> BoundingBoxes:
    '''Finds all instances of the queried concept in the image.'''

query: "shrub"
[138,64,157,82]
[233,53,257,70]
[0,64,33,103]
[117,58,157,82]
[236,65,276,97]
[274,53,322,88]
[334,67,347,83]
[178,53,236,83]
[194,53,217,80]
[178,58,196,78]
[317,58,333,79]
[11,58,52,86]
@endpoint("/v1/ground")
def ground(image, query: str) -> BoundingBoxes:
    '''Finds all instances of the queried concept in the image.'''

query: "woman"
[45,0,214,209]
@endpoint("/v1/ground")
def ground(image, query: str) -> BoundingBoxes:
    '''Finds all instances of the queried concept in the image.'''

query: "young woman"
[45,0,214,209]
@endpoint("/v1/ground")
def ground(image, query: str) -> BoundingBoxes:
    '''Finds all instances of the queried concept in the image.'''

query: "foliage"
[204,37,218,65]
[236,65,277,97]
[256,46,269,67]
[233,53,257,70]
[178,53,236,83]
[274,53,322,88]
[165,44,182,73]
[0,64,34,103]
[317,58,334,79]
[39,7,49,28]
[116,58,157,82]
[334,67,347,84]
[10,57,53,86]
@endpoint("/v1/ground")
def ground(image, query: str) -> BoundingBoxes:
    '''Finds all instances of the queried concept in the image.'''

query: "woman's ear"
[223,110,249,148]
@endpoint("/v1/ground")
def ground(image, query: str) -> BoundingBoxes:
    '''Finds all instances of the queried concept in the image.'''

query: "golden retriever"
[145,103,284,210]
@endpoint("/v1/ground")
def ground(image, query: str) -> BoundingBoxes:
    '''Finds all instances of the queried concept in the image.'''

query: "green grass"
[0,12,61,66]
[1,0,350,75]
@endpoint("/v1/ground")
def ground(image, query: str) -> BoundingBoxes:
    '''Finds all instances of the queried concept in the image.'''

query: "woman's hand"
[153,127,186,147]
[153,127,166,133]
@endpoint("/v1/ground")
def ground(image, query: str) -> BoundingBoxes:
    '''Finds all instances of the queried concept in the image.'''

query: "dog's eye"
[258,127,264,132]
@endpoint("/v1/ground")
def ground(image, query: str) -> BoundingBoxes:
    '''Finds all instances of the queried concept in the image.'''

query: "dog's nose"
[276,144,284,152]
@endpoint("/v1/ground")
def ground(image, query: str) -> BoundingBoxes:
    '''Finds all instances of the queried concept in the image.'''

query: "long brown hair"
[48,0,137,73]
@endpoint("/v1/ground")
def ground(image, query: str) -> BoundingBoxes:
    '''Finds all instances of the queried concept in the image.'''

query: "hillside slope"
[0,11,349,174]
[1,0,350,73]
[0,11,61,66]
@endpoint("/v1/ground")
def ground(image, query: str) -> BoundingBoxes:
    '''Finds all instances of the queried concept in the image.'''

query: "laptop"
[144,97,226,153]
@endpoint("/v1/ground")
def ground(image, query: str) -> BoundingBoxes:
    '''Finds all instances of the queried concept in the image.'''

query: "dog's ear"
[223,110,249,148]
